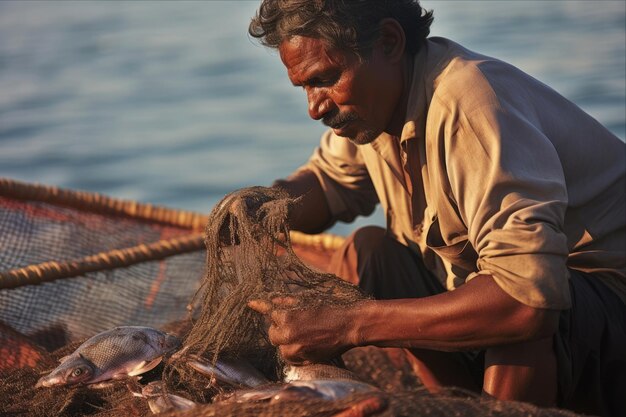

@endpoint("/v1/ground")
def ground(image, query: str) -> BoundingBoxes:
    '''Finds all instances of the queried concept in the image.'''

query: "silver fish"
[218,383,325,404]
[139,381,197,414]
[216,362,377,404]
[281,363,378,401]
[218,379,378,404]
[187,355,269,388]
[35,326,180,388]
[279,379,378,401]
[283,363,360,382]
[216,384,284,403]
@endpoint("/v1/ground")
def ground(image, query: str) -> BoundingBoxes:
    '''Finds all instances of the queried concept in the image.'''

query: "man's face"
[279,36,402,145]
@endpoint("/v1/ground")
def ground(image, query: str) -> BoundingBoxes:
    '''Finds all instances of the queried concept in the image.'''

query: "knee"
[485,337,555,367]
[350,226,388,257]
[483,337,557,405]
[328,226,390,285]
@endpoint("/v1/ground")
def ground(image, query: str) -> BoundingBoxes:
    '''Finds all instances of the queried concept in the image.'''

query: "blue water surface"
[0,1,624,236]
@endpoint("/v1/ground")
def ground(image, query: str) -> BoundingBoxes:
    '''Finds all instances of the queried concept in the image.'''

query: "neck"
[385,54,414,138]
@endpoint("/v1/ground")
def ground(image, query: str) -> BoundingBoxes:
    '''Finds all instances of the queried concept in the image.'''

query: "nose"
[306,88,332,120]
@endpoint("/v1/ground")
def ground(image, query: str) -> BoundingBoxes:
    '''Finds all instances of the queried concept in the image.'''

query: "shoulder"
[427,38,510,115]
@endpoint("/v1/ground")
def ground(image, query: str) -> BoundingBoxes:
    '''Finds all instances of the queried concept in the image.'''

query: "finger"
[331,394,388,417]
[269,309,287,326]
[268,318,295,345]
[280,345,312,366]
[267,325,285,345]
[247,299,273,315]
[270,296,300,308]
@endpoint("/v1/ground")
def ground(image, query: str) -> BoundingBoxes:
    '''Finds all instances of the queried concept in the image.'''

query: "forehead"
[279,36,350,84]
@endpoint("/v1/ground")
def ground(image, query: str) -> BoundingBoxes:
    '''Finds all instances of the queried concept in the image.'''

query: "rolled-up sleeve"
[446,101,571,309]
[301,130,379,224]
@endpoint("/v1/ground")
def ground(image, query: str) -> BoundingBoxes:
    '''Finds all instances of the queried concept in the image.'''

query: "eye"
[310,76,337,88]
[65,364,92,384]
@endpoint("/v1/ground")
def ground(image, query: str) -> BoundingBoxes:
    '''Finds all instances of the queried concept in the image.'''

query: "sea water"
[0,1,624,235]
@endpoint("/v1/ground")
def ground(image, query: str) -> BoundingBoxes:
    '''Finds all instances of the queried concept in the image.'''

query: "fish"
[187,355,270,388]
[215,383,285,403]
[281,363,379,401]
[137,381,197,414]
[217,362,380,405]
[218,379,379,404]
[277,379,378,401]
[283,363,360,382]
[35,326,181,388]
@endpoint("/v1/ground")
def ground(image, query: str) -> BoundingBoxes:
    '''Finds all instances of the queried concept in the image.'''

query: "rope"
[0,177,209,230]
[0,233,205,290]
[0,177,347,289]
[289,231,345,251]
[0,177,346,249]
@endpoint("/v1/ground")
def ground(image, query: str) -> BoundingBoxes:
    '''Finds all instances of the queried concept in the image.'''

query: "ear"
[377,18,406,64]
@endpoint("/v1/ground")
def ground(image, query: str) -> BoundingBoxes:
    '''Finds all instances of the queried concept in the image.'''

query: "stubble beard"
[348,128,380,145]
[323,110,380,145]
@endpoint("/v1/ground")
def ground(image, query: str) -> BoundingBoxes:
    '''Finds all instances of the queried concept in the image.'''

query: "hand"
[248,297,361,364]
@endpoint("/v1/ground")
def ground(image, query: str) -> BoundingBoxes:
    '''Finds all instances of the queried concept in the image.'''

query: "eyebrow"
[291,70,336,88]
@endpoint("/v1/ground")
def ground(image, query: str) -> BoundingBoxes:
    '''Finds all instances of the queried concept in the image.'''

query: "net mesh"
[176,186,367,373]
[0,196,205,350]
[0,179,586,417]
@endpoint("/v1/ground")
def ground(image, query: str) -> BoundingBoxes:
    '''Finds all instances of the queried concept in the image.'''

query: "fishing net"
[176,186,367,373]
[0,178,588,417]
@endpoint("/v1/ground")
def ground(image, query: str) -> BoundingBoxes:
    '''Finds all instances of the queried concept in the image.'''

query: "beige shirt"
[299,37,626,309]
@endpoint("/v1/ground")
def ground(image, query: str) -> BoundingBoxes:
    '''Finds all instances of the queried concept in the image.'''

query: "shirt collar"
[400,38,450,144]
[400,42,429,144]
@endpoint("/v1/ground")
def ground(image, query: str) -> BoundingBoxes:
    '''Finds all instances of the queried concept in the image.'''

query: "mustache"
[322,110,360,129]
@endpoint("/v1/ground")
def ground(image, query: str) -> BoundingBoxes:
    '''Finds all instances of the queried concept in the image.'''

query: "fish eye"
[72,368,83,377]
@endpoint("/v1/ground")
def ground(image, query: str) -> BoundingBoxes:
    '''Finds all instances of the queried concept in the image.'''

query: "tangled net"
[0,185,587,417]
[168,186,368,381]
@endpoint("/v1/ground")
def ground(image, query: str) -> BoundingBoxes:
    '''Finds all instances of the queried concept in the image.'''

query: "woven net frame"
[0,178,344,369]
[0,178,345,290]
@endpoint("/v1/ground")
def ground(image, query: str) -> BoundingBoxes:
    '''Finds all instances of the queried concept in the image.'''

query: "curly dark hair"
[249,0,434,58]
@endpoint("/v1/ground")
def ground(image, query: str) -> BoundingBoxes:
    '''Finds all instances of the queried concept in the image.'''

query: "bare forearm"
[272,169,332,233]
[352,275,559,351]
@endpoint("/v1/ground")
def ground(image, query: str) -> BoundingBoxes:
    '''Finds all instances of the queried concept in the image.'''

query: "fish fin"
[34,377,47,388]
[128,357,162,376]
[148,399,166,414]
[169,395,196,410]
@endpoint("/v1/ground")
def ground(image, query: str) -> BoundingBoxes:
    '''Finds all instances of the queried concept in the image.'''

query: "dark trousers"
[329,226,626,417]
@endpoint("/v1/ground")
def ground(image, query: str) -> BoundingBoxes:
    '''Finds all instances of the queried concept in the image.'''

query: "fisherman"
[244,1,626,416]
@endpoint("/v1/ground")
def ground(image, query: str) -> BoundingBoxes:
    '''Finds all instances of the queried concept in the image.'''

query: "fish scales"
[283,363,361,382]
[187,355,270,388]
[80,327,161,371]
[36,326,180,388]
